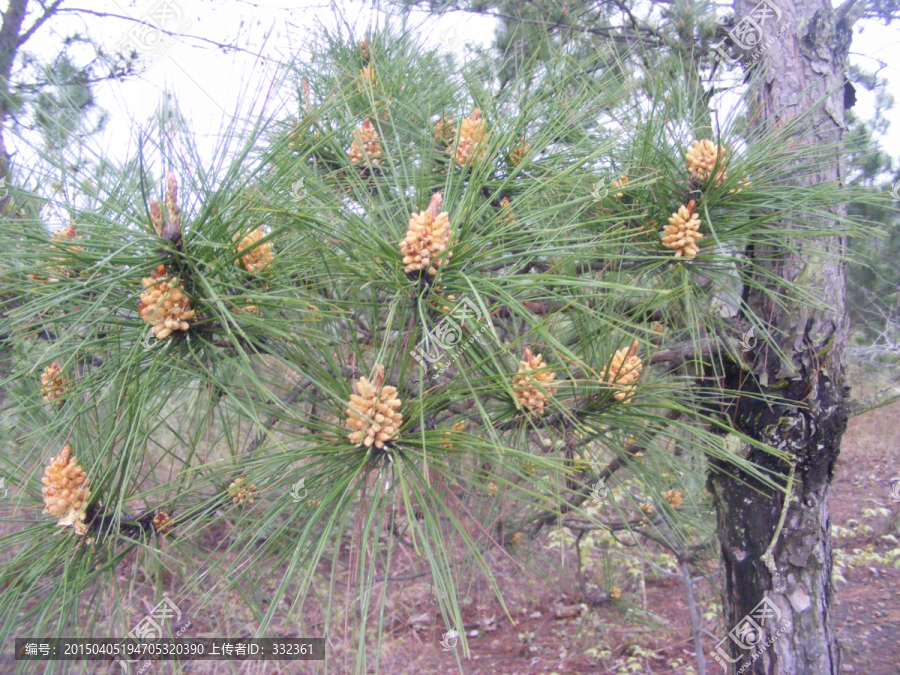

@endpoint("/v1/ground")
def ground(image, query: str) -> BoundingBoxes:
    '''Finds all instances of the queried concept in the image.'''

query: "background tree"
[844,70,900,368]
[0,0,139,215]
[0,0,267,218]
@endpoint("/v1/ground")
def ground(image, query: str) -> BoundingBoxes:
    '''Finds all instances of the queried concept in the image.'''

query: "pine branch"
[240,377,316,456]
[530,409,683,536]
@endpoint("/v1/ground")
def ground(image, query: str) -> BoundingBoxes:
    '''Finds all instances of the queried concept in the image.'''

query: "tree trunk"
[707,0,855,673]
[0,0,29,213]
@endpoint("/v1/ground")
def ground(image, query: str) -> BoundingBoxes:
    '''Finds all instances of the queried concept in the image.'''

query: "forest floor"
[357,398,900,675]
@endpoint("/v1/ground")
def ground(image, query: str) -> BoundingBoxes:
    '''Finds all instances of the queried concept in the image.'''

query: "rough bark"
[707,0,854,673]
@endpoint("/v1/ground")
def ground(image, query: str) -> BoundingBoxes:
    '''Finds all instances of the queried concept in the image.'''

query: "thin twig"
[531,410,683,536]
[761,462,795,577]
[241,378,315,456]
[681,562,706,675]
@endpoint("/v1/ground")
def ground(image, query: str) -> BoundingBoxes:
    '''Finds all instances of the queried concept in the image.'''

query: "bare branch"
[432,6,664,46]
[16,0,64,47]
[834,0,867,27]
[56,7,276,62]
[844,386,900,418]
[682,562,707,675]
[530,409,683,535]
[650,337,721,364]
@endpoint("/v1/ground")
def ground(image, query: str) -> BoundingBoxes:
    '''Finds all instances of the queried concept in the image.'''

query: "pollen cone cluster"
[229,477,256,505]
[346,364,403,450]
[287,116,303,149]
[53,223,79,242]
[399,191,452,275]
[41,445,91,518]
[662,201,703,259]
[513,348,557,415]
[138,264,195,339]
[26,223,84,282]
[232,299,260,315]
[664,489,683,509]
[40,361,69,404]
[152,511,173,534]
[610,586,622,599]
[570,454,591,474]
[686,139,727,186]
[49,223,83,277]
[611,175,629,198]
[233,226,275,274]
[433,116,456,145]
[729,177,751,194]
[607,340,642,402]
[507,136,528,167]
[348,118,382,165]
[454,108,487,166]
[357,64,377,90]
[441,420,467,449]
[302,77,311,109]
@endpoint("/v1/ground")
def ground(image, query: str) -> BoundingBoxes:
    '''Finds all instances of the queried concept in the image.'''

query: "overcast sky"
[15,0,900,222]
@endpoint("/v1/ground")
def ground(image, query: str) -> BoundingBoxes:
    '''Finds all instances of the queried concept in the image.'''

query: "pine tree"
[0,23,886,675]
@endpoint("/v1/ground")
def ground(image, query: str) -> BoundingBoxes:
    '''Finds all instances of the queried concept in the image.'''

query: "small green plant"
[832,508,900,583]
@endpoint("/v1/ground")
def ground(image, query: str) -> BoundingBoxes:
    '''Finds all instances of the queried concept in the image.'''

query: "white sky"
[13,0,900,220]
